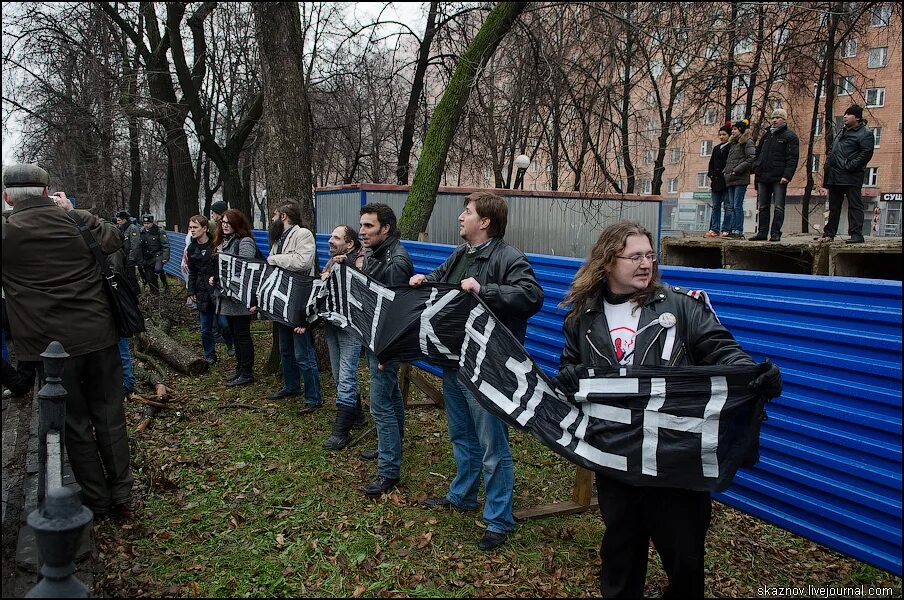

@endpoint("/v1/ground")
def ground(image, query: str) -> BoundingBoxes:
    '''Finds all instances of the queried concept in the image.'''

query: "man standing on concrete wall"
[821,104,875,244]
[751,108,799,242]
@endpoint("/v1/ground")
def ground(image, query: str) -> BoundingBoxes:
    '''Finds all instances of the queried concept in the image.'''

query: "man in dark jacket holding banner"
[411,191,543,550]
[821,104,875,244]
[554,220,782,597]
[343,203,413,497]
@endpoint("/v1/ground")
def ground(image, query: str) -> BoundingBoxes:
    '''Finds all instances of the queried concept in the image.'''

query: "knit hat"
[771,108,787,120]
[719,121,733,135]
[732,119,749,134]
[844,104,863,120]
[210,200,228,216]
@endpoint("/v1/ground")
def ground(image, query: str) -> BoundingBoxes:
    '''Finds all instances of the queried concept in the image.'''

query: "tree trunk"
[396,1,440,185]
[164,124,198,228]
[399,1,526,240]
[252,2,315,230]
[137,323,208,375]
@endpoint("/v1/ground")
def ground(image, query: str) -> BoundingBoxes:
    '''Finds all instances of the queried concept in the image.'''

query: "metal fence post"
[26,486,93,598]
[37,341,68,505]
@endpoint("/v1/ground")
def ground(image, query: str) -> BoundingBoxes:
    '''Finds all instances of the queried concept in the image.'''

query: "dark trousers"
[825,185,865,240]
[32,345,133,515]
[124,266,141,296]
[140,259,168,293]
[225,315,254,377]
[756,181,788,238]
[596,474,712,598]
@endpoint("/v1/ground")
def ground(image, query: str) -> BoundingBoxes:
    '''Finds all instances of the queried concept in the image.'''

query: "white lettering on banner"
[641,377,726,478]
[324,269,347,327]
[218,254,263,307]
[368,281,395,351]
[556,378,633,471]
[344,267,368,345]
[460,305,496,383]
[257,267,293,322]
[304,280,325,322]
[420,288,461,361]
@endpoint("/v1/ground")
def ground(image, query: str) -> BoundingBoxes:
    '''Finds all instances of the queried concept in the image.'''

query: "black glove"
[551,364,582,395]
[748,358,782,399]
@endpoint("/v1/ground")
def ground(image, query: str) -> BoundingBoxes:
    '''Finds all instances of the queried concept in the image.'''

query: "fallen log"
[137,323,208,375]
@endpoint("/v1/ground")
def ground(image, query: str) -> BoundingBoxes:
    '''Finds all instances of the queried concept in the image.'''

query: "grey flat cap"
[2,163,50,189]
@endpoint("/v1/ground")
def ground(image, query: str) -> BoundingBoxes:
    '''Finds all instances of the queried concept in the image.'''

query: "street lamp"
[514,154,530,190]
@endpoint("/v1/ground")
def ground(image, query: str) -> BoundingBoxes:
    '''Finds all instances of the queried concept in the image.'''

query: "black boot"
[352,394,367,428]
[323,405,356,450]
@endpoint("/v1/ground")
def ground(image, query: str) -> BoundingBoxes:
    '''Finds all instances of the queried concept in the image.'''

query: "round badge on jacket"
[658,312,677,328]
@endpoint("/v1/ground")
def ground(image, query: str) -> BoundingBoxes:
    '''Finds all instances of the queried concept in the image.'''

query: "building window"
[774,63,787,81]
[870,5,891,27]
[872,127,881,148]
[701,140,713,156]
[841,38,857,58]
[833,115,845,134]
[644,150,655,165]
[734,38,753,54]
[731,104,745,122]
[670,117,684,132]
[772,99,784,109]
[774,28,789,45]
[810,155,820,173]
[814,82,825,99]
[669,148,682,164]
[703,107,716,125]
[650,61,664,79]
[733,72,750,89]
[838,76,854,96]
[814,116,823,137]
[697,172,708,188]
[868,47,889,68]
[668,178,680,193]
[641,179,653,194]
[706,44,719,60]
[866,87,886,107]
[864,168,879,187]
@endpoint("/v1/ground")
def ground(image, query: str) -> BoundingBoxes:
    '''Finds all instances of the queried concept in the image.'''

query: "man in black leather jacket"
[822,104,875,243]
[411,192,543,551]
[554,220,782,598]
[352,203,413,497]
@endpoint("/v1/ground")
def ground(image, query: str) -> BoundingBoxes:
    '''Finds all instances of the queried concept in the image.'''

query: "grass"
[94,294,902,597]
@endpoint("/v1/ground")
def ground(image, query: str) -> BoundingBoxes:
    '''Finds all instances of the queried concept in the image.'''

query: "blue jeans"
[756,181,788,238]
[709,189,729,233]
[117,337,135,392]
[199,306,232,359]
[277,323,322,406]
[726,185,747,235]
[366,350,404,479]
[325,325,362,409]
[441,369,515,534]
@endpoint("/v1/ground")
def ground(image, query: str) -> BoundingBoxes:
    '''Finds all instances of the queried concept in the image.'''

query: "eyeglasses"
[616,253,657,265]
[221,220,231,226]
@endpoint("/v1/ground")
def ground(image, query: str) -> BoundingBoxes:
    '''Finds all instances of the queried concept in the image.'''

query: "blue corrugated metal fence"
[167,230,902,576]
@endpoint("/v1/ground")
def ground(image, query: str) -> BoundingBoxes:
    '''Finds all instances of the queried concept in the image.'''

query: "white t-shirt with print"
[604,300,641,366]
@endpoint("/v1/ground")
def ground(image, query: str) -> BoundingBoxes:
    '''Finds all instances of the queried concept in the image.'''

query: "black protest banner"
[217,254,319,327]
[456,299,763,492]
[317,263,476,368]
[220,257,763,492]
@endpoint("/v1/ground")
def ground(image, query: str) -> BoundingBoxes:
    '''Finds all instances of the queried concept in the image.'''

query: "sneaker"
[731,233,746,239]
[268,388,301,400]
[360,449,378,461]
[362,476,400,497]
[205,355,218,365]
[769,236,781,242]
[298,404,322,415]
[226,345,235,357]
[704,230,717,238]
[478,530,508,551]
[720,231,730,238]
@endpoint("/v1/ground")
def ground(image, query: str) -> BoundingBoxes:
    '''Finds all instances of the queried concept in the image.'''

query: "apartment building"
[663,4,901,237]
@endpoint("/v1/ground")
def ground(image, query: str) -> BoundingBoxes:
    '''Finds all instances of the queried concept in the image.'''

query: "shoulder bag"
[69,210,146,337]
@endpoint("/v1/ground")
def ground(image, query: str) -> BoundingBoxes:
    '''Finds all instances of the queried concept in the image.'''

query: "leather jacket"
[560,285,754,369]
[754,124,799,183]
[363,235,413,287]
[426,238,543,343]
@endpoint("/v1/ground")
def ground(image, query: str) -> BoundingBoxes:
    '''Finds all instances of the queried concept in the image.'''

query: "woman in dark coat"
[186,215,232,363]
